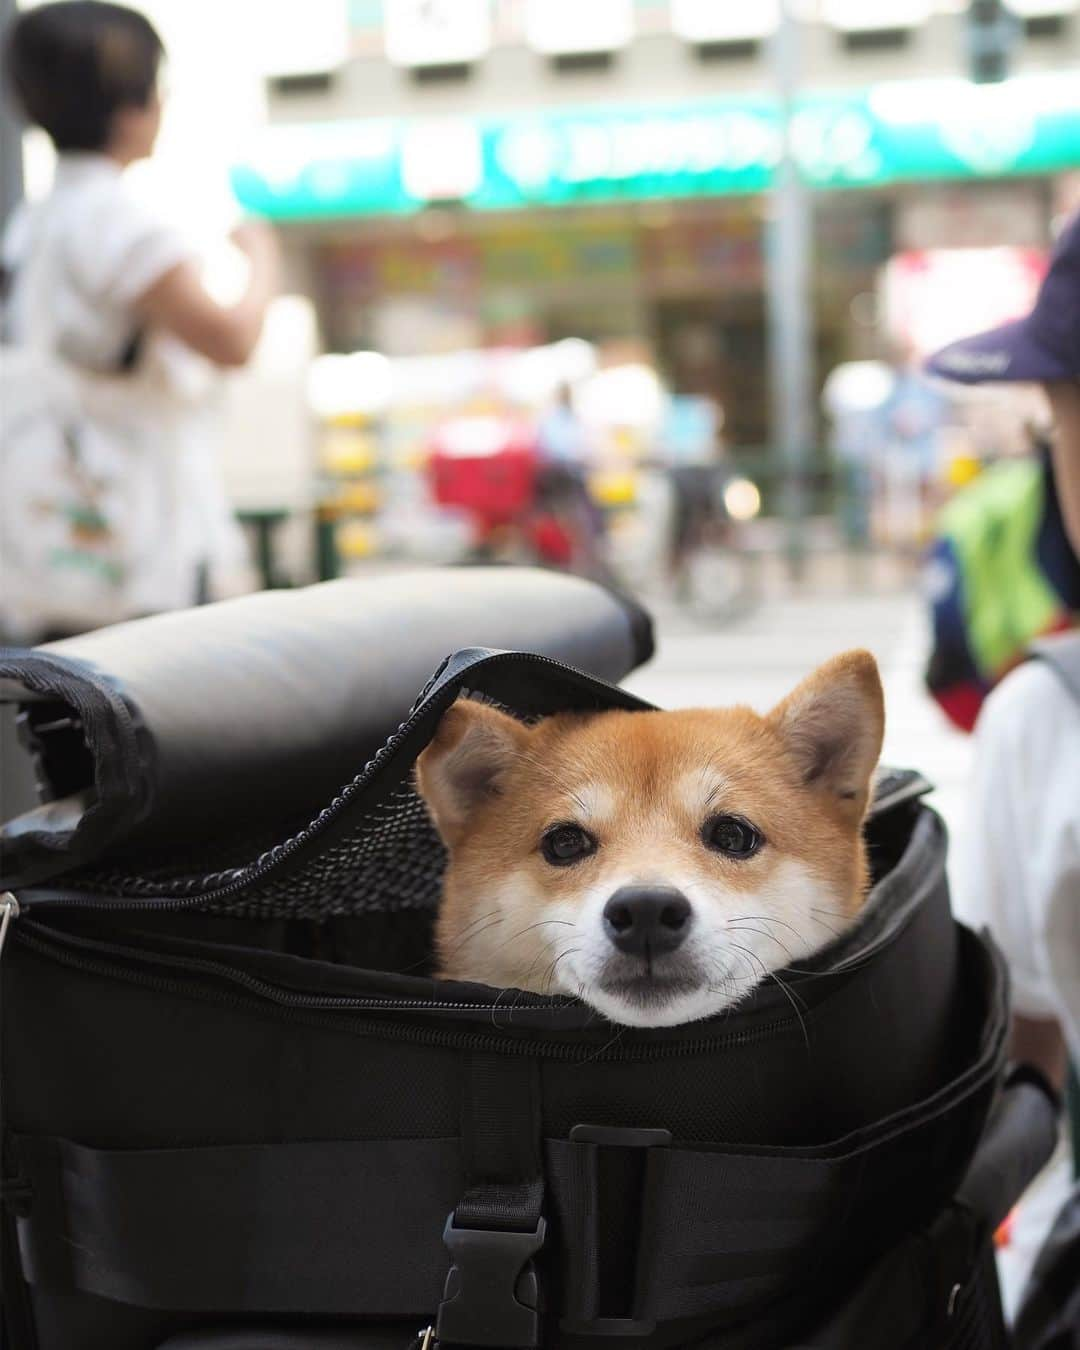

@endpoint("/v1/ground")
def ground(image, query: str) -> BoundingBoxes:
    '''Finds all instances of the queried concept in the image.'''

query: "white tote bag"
[0,345,163,640]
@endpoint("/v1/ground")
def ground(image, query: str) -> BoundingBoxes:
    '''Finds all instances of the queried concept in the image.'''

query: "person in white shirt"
[1,0,279,639]
[955,655,1080,1091]
[927,214,1080,1099]
[929,221,1080,1342]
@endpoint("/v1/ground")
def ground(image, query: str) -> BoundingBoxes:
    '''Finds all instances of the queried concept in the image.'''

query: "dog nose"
[603,886,692,957]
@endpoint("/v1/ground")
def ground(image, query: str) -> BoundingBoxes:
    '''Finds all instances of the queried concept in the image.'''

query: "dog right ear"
[415,699,529,843]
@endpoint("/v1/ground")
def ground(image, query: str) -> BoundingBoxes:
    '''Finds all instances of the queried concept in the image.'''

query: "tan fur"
[415,650,885,1027]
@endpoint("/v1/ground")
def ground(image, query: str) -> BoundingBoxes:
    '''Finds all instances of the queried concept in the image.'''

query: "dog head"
[415,650,884,1027]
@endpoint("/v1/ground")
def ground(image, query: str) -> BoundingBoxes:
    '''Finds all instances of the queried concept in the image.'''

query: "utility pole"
[0,0,24,233]
[766,0,812,582]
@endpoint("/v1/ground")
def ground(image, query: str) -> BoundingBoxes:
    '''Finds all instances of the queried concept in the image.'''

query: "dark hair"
[4,1,163,152]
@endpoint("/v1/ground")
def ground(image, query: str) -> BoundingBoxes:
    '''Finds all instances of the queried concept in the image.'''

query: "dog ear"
[415,698,529,843]
[767,650,884,818]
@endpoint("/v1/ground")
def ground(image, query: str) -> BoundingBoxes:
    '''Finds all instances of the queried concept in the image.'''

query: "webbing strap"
[454,1053,543,1234]
[546,1061,998,1332]
[12,1094,993,1328]
[14,1134,461,1313]
[437,1055,545,1348]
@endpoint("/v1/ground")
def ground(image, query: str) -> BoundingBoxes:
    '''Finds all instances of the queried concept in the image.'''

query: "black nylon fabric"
[9,1031,1001,1327]
[0,570,653,887]
[456,1055,544,1233]
[548,931,1003,1335]
[2,804,1007,1349]
[0,639,1030,1350]
[0,653,148,882]
[14,1134,458,1313]
[10,648,654,918]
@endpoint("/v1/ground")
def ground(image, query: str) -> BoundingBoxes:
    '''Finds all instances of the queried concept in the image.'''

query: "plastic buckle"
[560,1123,672,1337]
[568,1124,672,1150]
[436,1211,546,1348]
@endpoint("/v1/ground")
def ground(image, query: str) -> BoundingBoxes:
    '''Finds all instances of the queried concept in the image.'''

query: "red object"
[529,514,575,567]
[934,681,986,734]
[429,417,539,541]
[934,612,1078,733]
[994,1211,1014,1249]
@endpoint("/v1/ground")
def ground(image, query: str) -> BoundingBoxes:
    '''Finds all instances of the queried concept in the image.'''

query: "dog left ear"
[415,698,530,844]
[767,650,885,817]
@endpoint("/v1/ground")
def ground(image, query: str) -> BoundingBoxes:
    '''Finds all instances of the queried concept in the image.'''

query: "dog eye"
[704,815,762,859]
[541,824,596,865]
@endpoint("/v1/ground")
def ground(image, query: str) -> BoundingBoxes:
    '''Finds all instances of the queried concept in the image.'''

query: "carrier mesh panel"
[67,780,449,920]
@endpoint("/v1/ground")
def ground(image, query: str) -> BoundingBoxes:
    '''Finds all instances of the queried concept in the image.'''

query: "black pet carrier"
[0,569,1059,1350]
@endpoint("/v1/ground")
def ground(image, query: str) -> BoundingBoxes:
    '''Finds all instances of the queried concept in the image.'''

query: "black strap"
[13,1134,460,1314]
[547,1033,1003,1335]
[455,1053,543,1233]
[11,1067,997,1332]
[437,1055,545,1348]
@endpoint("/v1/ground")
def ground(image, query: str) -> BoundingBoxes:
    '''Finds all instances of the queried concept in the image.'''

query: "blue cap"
[926,211,1080,385]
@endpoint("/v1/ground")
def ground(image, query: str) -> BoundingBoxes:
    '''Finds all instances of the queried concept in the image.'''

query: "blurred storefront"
[234,64,1078,444]
[293,193,897,447]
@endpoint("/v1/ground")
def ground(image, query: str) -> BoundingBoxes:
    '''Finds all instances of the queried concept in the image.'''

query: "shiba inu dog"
[415,651,885,1027]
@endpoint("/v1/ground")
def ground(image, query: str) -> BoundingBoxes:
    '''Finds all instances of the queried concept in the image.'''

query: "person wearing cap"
[929,213,1080,1341]
[928,210,1080,560]
[928,212,1080,1087]
[927,212,1080,1082]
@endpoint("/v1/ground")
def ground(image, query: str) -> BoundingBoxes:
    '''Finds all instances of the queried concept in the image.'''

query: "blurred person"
[536,381,590,472]
[0,0,279,642]
[821,360,894,549]
[656,392,726,583]
[534,382,608,578]
[879,342,950,552]
[929,211,1080,1348]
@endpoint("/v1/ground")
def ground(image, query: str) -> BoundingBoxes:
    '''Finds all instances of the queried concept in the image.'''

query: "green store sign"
[232,72,1080,219]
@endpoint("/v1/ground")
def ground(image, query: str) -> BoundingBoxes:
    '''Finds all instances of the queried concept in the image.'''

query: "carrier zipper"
[11,650,648,917]
[11,918,798,1062]
[0,892,19,959]
[8,653,927,920]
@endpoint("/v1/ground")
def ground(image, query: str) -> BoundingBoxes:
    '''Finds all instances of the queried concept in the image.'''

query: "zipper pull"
[0,892,20,960]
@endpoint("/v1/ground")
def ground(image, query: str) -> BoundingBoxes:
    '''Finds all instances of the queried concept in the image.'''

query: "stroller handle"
[957,1067,1062,1235]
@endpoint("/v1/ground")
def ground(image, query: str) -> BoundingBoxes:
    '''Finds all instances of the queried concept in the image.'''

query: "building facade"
[241,0,1080,444]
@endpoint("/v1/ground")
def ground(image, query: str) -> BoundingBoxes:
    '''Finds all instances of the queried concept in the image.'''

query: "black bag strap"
[10,1040,1001,1338]
[12,1134,459,1314]
[546,1076,992,1339]
[438,1055,545,1349]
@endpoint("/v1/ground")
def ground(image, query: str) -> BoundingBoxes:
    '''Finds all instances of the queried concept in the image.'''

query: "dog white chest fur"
[415,651,884,1028]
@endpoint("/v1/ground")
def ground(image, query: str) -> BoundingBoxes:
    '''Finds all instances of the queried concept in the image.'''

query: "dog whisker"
[725,940,810,1048]
[541,946,582,995]
[725,922,796,961]
[436,910,505,962]
[489,918,576,958]
[768,971,811,1050]
[728,914,810,942]
[514,934,579,991]
[573,1023,627,1068]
